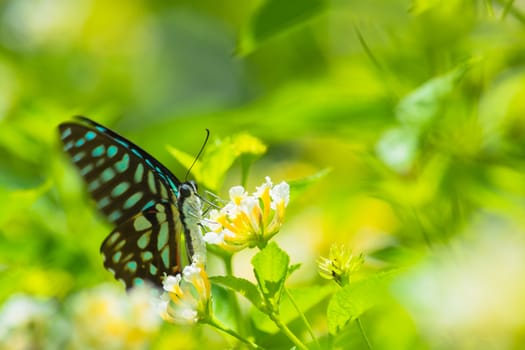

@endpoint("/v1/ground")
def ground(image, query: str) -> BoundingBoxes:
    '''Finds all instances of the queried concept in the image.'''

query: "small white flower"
[203,177,290,251]
[223,202,241,218]
[203,230,225,245]
[182,264,201,281]
[270,181,290,209]
[179,308,198,323]
[163,275,181,292]
[254,176,273,198]
[159,262,211,325]
[204,210,223,231]
[222,228,236,239]
[229,185,247,205]
[239,195,258,213]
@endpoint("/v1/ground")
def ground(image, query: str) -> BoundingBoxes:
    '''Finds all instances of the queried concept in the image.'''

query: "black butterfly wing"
[58,117,181,226]
[101,202,183,288]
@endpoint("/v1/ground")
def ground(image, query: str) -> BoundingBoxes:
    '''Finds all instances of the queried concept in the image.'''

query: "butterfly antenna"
[204,190,227,205]
[185,128,210,181]
[198,194,220,209]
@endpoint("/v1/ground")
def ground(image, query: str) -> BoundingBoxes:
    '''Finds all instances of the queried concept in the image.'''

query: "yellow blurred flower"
[203,177,290,252]
[0,294,66,350]
[318,244,364,286]
[69,284,160,350]
[158,261,211,325]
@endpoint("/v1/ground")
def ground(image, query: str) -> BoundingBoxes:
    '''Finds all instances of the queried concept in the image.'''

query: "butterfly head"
[179,181,198,199]
[179,181,202,224]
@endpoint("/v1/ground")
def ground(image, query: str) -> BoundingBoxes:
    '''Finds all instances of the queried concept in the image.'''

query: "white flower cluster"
[157,261,211,325]
[203,177,290,251]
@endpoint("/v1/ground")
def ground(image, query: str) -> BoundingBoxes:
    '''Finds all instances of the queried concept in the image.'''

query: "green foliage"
[167,133,266,191]
[210,275,263,309]
[251,284,335,334]
[2,0,525,349]
[288,168,331,199]
[396,62,471,126]
[252,242,289,302]
[327,272,394,334]
[238,0,327,55]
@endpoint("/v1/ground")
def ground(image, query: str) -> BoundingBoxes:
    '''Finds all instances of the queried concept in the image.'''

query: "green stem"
[223,252,234,276]
[356,317,372,350]
[222,253,244,334]
[268,311,308,350]
[204,315,264,350]
[284,287,320,349]
[240,155,253,188]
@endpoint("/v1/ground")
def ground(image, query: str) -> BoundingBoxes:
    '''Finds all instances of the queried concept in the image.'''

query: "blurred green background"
[1,0,525,349]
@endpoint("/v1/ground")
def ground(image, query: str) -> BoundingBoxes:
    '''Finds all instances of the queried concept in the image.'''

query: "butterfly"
[58,116,206,289]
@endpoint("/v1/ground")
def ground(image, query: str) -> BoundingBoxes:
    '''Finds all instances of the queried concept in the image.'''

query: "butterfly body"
[58,117,205,289]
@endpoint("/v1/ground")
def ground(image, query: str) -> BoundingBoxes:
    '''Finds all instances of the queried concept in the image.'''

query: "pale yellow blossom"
[203,177,290,252]
[318,244,364,286]
[158,261,211,325]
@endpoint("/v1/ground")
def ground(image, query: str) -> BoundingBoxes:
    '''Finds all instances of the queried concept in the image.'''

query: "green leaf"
[167,133,266,192]
[327,271,395,335]
[210,283,238,329]
[396,62,472,126]
[210,275,264,309]
[251,284,336,333]
[238,0,328,55]
[288,168,331,198]
[166,145,197,174]
[252,242,290,301]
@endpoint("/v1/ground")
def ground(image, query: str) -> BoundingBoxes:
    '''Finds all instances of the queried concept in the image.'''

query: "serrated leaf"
[238,0,328,55]
[251,284,336,333]
[252,242,290,300]
[327,272,395,335]
[210,275,263,308]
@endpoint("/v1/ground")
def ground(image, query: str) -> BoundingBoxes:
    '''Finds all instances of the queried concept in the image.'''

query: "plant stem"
[356,317,372,350]
[284,287,320,349]
[222,253,244,334]
[204,315,264,350]
[268,311,308,350]
[223,253,234,275]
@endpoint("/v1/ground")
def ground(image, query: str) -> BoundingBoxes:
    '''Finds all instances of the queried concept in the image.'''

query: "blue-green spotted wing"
[58,116,205,289]
[101,202,183,287]
[59,117,180,225]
